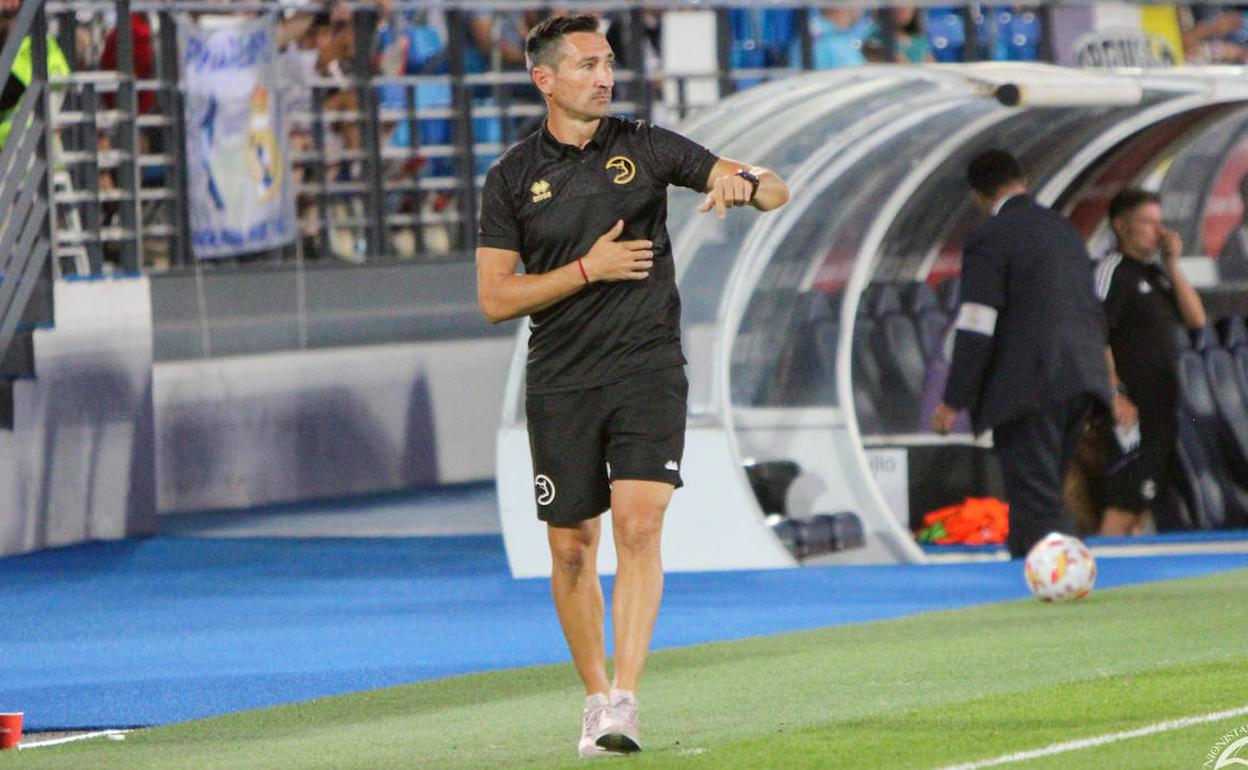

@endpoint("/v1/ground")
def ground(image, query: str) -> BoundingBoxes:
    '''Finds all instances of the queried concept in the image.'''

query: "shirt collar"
[992,193,1026,217]
[1113,246,1161,267]
[540,117,611,159]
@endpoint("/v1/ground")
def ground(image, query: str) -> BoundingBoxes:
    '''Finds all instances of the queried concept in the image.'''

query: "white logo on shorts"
[1141,479,1156,501]
[665,460,679,471]
[534,474,556,506]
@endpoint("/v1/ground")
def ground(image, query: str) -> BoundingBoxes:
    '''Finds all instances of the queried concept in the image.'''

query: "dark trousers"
[993,394,1096,558]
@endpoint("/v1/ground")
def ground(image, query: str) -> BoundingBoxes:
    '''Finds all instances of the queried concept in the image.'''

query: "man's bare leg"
[609,480,672,693]
[548,519,611,696]
[1099,507,1141,536]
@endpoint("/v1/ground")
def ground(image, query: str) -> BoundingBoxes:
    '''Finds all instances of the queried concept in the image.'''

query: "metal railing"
[0,0,55,394]
[12,0,1248,275]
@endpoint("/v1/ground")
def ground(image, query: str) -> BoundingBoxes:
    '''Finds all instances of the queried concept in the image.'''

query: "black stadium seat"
[852,318,882,432]
[901,281,940,316]
[1235,346,1248,406]
[872,313,927,432]
[1173,413,1233,529]
[764,291,840,406]
[1203,347,1248,483]
[1175,324,1192,351]
[1176,347,1248,527]
[1217,315,1248,349]
[1192,325,1219,352]
[870,284,903,317]
[937,276,961,314]
[914,309,951,361]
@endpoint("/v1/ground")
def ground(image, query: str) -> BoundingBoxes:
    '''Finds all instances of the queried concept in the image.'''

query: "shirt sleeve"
[477,165,521,252]
[646,124,719,192]
[942,238,1006,412]
[1101,268,1126,334]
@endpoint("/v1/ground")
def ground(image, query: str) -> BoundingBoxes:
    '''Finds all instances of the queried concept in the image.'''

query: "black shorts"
[1103,400,1177,512]
[525,365,687,526]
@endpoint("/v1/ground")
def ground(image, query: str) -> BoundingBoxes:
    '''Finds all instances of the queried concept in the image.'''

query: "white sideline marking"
[932,704,1248,770]
[17,730,130,749]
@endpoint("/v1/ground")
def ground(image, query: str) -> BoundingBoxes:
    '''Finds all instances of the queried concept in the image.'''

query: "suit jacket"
[943,194,1110,433]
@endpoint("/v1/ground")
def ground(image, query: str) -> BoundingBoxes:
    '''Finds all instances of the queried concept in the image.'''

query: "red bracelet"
[577,258,589,284]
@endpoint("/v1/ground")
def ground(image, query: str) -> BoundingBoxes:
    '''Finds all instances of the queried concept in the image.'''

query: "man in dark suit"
[932,150,1111,557]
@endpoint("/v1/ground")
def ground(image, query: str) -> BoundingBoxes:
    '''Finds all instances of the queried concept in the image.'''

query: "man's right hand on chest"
[581,220,654,282]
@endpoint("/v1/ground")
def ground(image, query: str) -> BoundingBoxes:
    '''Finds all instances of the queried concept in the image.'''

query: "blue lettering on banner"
[182,29,272,73]
[193,216,290,252]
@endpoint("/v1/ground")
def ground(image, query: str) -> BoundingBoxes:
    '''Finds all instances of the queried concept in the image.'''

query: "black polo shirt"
[1095,251,1183,399]
[478,116,718,395]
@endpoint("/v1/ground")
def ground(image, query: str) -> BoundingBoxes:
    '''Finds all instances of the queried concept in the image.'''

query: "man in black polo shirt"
[475,14,788,759]
[1094,188,1206,536]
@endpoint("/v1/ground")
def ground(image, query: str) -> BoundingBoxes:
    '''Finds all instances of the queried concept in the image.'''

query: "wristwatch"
[734,169,761,201]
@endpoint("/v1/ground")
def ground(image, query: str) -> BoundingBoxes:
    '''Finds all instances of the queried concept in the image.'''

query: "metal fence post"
[798,7,813,71]
[33,2,55,278]
[446,9,477,252]
[715,8,734,98]
[1037,5,1057,63]
[310,84,332,261]
[354,6,386,260]
[158,9,192,267]
[961,3,981,63]
[878,6,898,64]
[627,8,650,124]
[114,0,142,273]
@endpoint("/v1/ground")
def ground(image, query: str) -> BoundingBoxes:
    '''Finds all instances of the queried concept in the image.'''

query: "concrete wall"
[0,262,518,552]
[153,337,514,514]
[0,278,158,556]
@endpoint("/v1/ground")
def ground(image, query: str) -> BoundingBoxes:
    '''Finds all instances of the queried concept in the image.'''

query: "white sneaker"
[578,693,612,759]
[596,689,641,754]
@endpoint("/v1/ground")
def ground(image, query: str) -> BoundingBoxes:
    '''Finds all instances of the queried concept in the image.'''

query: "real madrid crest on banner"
[247,85,282,204]
[177,14,295,259]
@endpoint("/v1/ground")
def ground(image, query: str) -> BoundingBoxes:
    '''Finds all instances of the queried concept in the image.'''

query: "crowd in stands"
[3,1,1247,266]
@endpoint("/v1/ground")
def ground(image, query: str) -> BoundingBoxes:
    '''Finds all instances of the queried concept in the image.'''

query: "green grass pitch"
[5,568,1246,769]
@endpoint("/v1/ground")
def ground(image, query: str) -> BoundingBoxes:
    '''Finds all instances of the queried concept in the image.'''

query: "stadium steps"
[0,267,53,431]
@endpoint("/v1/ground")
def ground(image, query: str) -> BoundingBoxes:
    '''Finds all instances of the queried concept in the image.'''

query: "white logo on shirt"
[1138,280,1152,294]
[665,460,679,471]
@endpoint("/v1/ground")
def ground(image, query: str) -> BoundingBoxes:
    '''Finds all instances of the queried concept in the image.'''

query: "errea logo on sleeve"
[530,180,552,203]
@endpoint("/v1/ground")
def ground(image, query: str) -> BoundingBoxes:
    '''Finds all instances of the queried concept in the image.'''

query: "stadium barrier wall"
[152,336,512,515]
[0,277,157,557]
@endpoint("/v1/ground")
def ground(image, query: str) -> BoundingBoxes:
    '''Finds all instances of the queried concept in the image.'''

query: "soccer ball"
[1023,532,1096,602]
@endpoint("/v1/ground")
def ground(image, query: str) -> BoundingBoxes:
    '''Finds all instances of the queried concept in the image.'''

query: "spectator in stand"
[1180,4,1248,64]
[867,6,935,64]
[100,13,155,114]
[277,12,332,255]
[605,10,661,101]
[803,8,873,69]
[0,7,71,150]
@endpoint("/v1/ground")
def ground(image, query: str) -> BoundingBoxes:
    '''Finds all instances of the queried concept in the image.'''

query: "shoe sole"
[596,733,641,753]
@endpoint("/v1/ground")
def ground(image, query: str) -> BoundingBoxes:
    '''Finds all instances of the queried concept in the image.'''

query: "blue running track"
[2,534,1247,729]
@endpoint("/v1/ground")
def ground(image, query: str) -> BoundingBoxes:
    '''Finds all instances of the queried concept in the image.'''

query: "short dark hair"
[966,149,1024,197]
[1108,188,1161,221]
[525,14,600,71]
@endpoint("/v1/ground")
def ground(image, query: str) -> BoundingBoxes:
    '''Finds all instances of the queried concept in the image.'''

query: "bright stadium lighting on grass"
[1024,532,1097,602]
